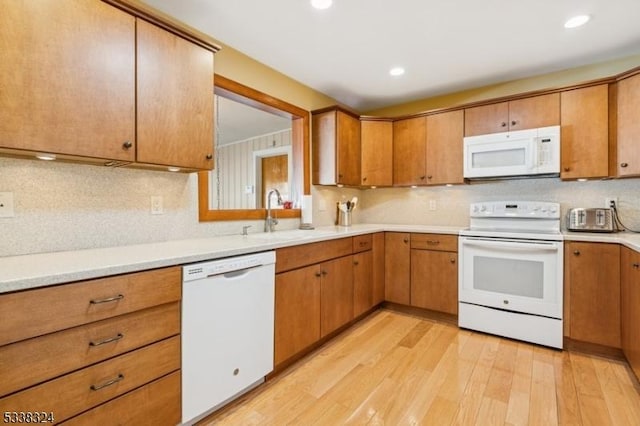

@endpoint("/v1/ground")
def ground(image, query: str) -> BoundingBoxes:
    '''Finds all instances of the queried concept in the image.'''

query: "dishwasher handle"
[206,263,267,279]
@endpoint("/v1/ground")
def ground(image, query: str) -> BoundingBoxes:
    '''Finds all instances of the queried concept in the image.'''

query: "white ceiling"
[216,96,291,146]
[143,0,640,112]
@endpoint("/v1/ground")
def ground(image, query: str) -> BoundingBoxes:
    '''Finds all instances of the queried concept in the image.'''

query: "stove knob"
[472,205,479,213]
[480,205,487,212]
[550,206,557,214]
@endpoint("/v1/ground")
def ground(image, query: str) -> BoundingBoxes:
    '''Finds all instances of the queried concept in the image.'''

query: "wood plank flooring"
[203,310,640,425]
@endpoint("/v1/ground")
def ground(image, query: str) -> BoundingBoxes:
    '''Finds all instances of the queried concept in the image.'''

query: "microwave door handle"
[462,239,558,251]
[530,139,538,170]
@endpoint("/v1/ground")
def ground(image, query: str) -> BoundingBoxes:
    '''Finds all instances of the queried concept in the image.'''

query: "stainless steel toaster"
[567,208,616,232]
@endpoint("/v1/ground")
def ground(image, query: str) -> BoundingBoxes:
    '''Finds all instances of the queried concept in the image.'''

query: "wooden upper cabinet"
[617,72,640,176]
[312,109,361,186]
[560,85,609,179]
[464,93,559,136]
[360,119,393,186]
[426,110,464,185]
[136,19,214,170]
[0,0,136,161]
[393,116,427,185]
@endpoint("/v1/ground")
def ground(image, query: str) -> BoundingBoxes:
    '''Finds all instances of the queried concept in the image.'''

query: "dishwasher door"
[182,251,275,424]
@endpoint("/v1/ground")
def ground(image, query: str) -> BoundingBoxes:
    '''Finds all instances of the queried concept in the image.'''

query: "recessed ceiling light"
[35,153,56,161]
[310,0,332,10]
[564,15,590,29]
[577,178,588,182]
[389,67,405,77]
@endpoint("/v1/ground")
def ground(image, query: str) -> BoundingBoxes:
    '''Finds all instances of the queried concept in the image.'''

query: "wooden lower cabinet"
[410,250,458,315]
[60,372,181,426]
[353,250,373,317]
[274,265,321,365]
[384,232,411,304]
[621,247,640,380]
[321,256,354,337]
[564,242,621,348]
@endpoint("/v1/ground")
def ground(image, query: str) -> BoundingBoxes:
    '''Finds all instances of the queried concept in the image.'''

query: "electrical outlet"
[0,192,15,218]
[605,197,617,208]
[429,200,437,211]
[151,196,164,215]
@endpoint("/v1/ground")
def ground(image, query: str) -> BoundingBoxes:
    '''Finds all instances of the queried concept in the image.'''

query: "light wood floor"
[204,310,640,425]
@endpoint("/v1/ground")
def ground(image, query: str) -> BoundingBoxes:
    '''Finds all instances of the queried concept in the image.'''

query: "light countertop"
[2,224,639,294]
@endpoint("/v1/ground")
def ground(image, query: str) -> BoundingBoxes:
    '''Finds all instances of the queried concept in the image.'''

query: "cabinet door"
[464,102,509,136]
[617,73,640,176]
[361,120,393,186]
[410,250,458,314]
[565,242,621,348]
[384,233,411,304]
[336,111,361,186]
[353,251,373,318]
[621,247,640,380]
[0,0,135,161]
[372,232,386,305]
[560,85,609,179]
[321,256,354,337]
[426,110,464,185]
[508,93,560,131]
[274,265,321,365]
[393,117,427,185]
[137,20,214,170]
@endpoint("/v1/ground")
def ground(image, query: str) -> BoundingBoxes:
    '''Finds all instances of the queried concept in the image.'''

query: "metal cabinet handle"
[359,241,367,246]
[403,238,409,244]
[573,250,580,256]
[427,240,440,245]
[90,294,124,305]
[450,258,456,264]
[419,176,426,180]
[315,271,322,277]
[564,167,570,172]
[511,120,517,126]
[90,374,124,391]
[122,141,132,150]
[621,162,628,168]
[633,263,640,269]
[501,122,507,127]
[89,333,124,347]
[353,260,359,266]
[363,177,367,181]
[427,175,433,179]
[321,270,328,276]
[206,154,213,160]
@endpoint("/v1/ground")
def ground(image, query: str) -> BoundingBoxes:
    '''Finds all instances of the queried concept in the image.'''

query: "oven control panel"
[470,201,560,219]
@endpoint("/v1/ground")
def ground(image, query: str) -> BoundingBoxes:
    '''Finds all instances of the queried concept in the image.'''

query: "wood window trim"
[198,74,310,221]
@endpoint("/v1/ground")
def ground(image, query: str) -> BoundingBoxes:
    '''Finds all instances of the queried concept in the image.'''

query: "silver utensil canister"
[337,210,352,226]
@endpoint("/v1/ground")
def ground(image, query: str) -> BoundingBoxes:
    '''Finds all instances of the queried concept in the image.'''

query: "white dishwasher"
[181,251,275,425]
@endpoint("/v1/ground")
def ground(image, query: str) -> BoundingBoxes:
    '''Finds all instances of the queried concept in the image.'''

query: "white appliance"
[181,251,276,425]
[463,125,560,179]
[458,201,564,348]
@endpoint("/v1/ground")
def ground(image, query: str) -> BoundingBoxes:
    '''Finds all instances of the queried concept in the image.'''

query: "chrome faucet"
[265,189,283,232]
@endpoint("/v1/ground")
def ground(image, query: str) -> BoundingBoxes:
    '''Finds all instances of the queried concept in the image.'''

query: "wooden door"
[261,154,288,207]
[372,232,386,305]
[336,111,361,186]
[320,256,354,337]
[353,251,373,318]
[565,242,621,348]
[410,250,458,314]
[137,19,214,170]
[0,0,135,161]
[560,85,609,179]
[508,93,559,131]
[621,247,640,379]
[393,117,427,185]
[617,73,640,176]
[361,120,393,186]
[384,233,411,304]
[274,265,321,365]
[464,102,509,136]
[426,110,464,185]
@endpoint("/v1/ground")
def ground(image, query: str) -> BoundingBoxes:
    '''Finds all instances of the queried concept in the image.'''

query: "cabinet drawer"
[0,267,181,346]
[352,234,373,253]
[411,233,457,252]
[0,302,180,397]
[276,238,352,273]
[0,336,180,424]
[60,371,181,426]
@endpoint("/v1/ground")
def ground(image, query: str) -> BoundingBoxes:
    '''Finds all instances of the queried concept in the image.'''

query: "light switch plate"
[0,192,15,218]
[151,196,164,215]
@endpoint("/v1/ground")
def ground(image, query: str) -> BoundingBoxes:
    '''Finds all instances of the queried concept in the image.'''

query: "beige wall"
[366,54,640,117]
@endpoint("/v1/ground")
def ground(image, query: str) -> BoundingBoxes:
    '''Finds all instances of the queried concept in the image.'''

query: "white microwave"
[463,125,560,179]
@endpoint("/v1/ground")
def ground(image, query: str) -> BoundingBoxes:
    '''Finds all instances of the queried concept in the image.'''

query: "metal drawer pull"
[89,333,124,347]
[90,294,124,305]
[633,263,640,269]
[90,374,124,391]
[359,241,368,246]
[427,240,440,245]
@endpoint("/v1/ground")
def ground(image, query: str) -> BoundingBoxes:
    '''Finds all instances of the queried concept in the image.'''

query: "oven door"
[459,236,563,318]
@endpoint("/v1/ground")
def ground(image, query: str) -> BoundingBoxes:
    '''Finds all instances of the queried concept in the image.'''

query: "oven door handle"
[462,239,559,251]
